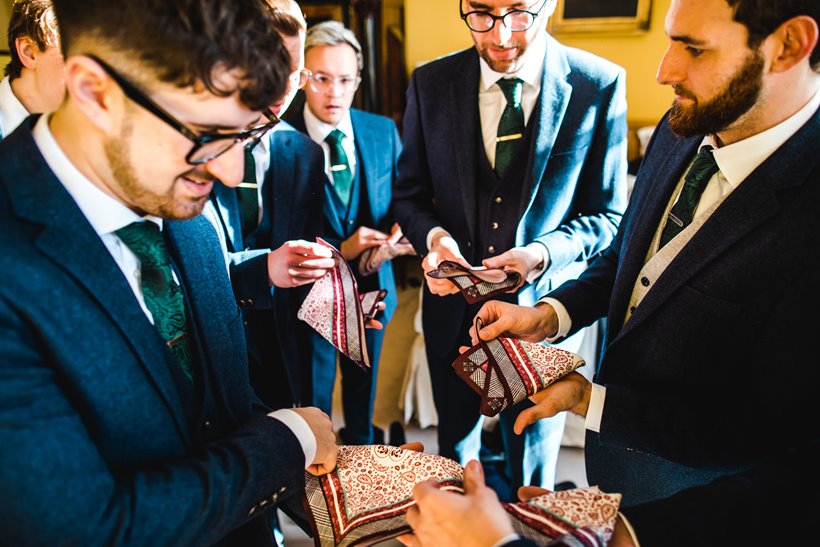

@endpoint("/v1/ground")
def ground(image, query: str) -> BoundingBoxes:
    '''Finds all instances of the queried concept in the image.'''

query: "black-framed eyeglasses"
[86,54,280,165]
[460,0,549,33]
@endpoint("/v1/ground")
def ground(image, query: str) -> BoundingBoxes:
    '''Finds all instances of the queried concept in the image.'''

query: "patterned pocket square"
[298,238,387,370]
[426,260,522,304]
[451,321,585,416]
[302,445,620,547]
[357,236,415,276]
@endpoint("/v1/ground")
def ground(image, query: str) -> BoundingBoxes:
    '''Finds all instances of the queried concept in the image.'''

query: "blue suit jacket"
[393,36,627,353]
[211,122,325,405]
[0,120,306,545]
[549,109,820,505]
[285,107,401,323]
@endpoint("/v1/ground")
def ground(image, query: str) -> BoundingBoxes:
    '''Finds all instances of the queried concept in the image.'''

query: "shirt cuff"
[268,409,317,469]
[584,383,606,433]
[538,297,571,342]
[524,242,550,284]
[619,512,642,546]
[492,533,521,547]
[425,226,449,252]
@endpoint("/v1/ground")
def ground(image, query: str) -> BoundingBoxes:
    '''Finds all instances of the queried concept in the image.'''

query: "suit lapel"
[210,181,243,252]
[449,51,481,251]
[521,36,572,215]
[7,133,191,443]
[614,112,820,342]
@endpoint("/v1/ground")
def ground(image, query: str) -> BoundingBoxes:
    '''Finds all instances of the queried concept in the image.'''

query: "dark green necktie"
[237,142,260,238]
[325,128,353,206]
[659,145,719,249]
[116,221,194,381]
[495,78,525,178]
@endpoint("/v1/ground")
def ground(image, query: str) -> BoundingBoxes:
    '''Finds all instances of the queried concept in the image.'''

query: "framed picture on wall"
[547,0,652,35]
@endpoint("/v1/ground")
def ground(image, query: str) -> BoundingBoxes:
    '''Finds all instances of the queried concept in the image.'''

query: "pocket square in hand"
[426,260,522,304]
[298,238,387,370]
[358,236,415,276]
[451,321,585,416]
[302,445,620,547]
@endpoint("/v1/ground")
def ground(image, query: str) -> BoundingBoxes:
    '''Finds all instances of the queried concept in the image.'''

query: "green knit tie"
[236,142,260,238]
[116,221,194,381]
[659,145,719,249]
[494,78,525,178]
[325,128,353,206]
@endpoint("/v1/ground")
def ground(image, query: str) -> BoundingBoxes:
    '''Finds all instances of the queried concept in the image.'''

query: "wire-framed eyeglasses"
[86,54,280,166]
[460,0,549,33]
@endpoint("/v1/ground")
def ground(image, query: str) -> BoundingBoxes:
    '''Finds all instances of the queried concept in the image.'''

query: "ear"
[63,55,122,134]
[767,15,819,73]
[14,36,40,70]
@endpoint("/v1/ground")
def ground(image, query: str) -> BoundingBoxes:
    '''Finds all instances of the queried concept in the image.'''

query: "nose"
[326,79,344,98]
[656,43,683,86]
[491,17,513,44]
[203,142,246,187]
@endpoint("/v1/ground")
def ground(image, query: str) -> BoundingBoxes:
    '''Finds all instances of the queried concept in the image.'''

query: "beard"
[104,113,209,220]
[476,41,526,74]
[667,48,764,138]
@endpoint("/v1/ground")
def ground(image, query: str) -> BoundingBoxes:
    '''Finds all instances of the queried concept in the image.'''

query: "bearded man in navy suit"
[472,0,820,510]
[0,0,337,544]
[392,0,627,495]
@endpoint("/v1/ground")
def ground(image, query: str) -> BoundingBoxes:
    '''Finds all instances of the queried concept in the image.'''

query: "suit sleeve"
[229,250,274,310]
[0,296,306,546]
[621,440,820,547]
[392,71,441,256]
[532,69,628,279]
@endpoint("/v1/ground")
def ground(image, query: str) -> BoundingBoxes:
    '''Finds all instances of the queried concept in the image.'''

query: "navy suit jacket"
[211,122,325,405]
[549,109,820,505]
[285,107,401,323]
[0,120,306,545]
[393,36,627,353]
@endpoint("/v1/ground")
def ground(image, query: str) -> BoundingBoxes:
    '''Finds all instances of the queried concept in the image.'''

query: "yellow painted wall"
[404,0,675,124]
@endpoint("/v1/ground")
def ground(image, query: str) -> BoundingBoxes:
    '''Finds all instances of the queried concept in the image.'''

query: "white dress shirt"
[303,104,357,184]
[0,76,31,139]
[426,31,550,278]
[31,114,317,468]
[544,87,820,433]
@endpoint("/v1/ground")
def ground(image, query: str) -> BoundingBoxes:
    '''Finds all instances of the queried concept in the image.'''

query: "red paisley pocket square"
[297,238,387,370]
[426,260,522,304]
[452,332,585,417]
[302,445,620,547]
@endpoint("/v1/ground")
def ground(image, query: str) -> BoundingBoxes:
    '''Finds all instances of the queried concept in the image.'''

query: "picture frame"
[547,0,652,35]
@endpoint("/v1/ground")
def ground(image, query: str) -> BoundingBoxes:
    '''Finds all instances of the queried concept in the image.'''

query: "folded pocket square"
[426,260,522,304]
[298,238,387,370]
[358,237,415,276]
[302,445,620,547]
[452,322,585,416]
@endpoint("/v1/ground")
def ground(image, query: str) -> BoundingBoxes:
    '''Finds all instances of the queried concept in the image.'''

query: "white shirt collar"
[31,114,163,234]
[707,86,820,188]
[0,76,31,138]
[303,103,355,144]
[479,29,546,92]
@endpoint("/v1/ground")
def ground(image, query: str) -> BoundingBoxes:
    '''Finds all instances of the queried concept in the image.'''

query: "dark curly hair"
[726,0,819,71]
[52,0,291,111]
[5,0,60,80]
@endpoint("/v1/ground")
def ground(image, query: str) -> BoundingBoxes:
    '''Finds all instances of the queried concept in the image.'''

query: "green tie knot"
[325,128,353,206]
[497,78,523,108]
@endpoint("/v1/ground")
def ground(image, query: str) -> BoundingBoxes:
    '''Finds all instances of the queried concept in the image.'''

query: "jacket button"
[488,245,496,253]
[247,506,257,517]
[640,277,650,287]
[491,222,499,230]
[204,420,211,428]
[494,196,502,204]
[247,299,254,307]
[466,241,472,248]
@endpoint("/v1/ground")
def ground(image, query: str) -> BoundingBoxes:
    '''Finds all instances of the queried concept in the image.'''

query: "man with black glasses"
[284,20,407,446]
[0,0,336,544]
[393,0,627,497]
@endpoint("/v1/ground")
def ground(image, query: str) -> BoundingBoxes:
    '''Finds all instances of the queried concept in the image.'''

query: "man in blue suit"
[205,0,335,410]
[284,21,404,445]
[392,0,627,495]
[0,1,337,544]
[473,0,820,509]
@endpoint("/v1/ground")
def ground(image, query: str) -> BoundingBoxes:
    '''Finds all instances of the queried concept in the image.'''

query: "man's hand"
[513,371,592,435]
[468,300,559,345]
[482,246,546,290]
[365,301,387,330]
[290,407,338,476]
[422,232,471,296]
[268,240,335,288]
[398,460,514,547]
[388,222,416,255]
[341,226,389,261]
